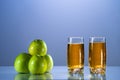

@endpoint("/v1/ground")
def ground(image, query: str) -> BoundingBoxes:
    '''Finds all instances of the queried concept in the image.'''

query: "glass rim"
[68,37,84,39]
[89,36,105,39]
[68,37,84,44]
[89,36,106,42]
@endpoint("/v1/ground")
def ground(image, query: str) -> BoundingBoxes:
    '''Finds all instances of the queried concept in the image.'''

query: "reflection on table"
[0,66,120,80]
[68,73,84,80]
[89,73,106,80]
[67,72,106,80]
[14,73,53,80]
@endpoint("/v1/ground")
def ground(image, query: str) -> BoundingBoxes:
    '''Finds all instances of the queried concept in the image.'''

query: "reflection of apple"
[45,54,54,72]
[29,74,46,80]
[29,73,53,80]
[14,73,30,80]
[28,39,47,56]
[14,53,31,73]
[28,55,47,74]
[45,73,53,79]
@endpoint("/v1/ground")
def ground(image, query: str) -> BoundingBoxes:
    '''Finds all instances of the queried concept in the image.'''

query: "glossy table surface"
[0,66,120,80]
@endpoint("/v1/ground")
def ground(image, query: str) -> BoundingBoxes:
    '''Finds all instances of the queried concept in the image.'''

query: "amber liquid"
[89,42,106,74]
[67,43,84,73]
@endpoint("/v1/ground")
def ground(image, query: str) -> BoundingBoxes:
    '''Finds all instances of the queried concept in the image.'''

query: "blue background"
[0,0,120,66]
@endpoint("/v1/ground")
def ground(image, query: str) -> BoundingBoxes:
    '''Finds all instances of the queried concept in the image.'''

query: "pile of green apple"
[14,39,54,74]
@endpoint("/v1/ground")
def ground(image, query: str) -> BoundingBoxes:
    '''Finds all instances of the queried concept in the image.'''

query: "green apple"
[28,39,47,56]
[44,54,54,72]
[28,55,47,74]
[14,53,31,73]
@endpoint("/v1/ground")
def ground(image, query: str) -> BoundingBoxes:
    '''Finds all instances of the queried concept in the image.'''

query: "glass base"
[68,68,84,74]
[90,68,106,74]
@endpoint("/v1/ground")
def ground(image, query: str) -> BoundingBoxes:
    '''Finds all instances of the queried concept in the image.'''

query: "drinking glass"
[89,37,106,74]
[67,37,84,74]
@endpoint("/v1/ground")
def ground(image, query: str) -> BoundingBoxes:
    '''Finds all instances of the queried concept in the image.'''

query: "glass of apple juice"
[67,37,84,74]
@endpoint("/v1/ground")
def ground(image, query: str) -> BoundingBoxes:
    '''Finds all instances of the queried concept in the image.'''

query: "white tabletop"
[0,66,120,80]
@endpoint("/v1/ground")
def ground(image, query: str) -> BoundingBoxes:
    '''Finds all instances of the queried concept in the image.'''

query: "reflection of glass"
[89,37,106,74]
[68,73,84,80]
[89,73,106,80]
[67,37,84,74]
[14,73,53,80]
